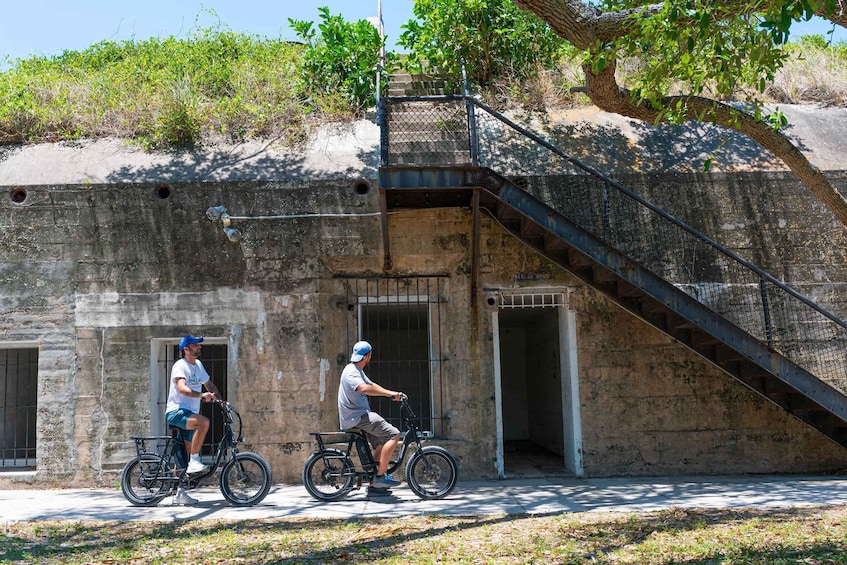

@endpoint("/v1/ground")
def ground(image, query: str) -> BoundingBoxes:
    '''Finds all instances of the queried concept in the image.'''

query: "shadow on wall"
[105,143,380,184]
[547,119,804,175]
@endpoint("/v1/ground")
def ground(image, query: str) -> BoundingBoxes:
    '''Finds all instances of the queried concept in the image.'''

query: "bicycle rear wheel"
[302,449,355,501]
[220,452,273,506]
[120,454,170,506]
[405,445,459,499]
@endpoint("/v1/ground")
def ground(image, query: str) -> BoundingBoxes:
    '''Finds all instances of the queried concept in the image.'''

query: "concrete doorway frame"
[491,288,583,478]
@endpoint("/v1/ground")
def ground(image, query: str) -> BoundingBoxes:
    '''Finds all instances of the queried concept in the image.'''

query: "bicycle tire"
[220,452,273,506]
[302,449,355,501]
[120,454,170,506]
[405,445,459,499]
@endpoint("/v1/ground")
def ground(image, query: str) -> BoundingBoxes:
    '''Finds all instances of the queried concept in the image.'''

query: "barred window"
[342,277,446,436]
[0,348,38,469]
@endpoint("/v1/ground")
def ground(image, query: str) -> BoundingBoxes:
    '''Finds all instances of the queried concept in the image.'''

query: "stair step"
[519,217,544,238]
[388,72,455,97]
[387,140,469,152]
[691,331,720,348]
[591,265,619,284]
[614,279,646,299]
[567,248,594,269]
[390,153,472,166]
[544,233,570,253]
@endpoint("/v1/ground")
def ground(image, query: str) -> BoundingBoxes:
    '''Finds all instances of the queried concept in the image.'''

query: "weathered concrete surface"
[2,177,846,487]
[0,105,845,186]
[516,105,847,174]
[2,104,847,488]
[0,120,380,185]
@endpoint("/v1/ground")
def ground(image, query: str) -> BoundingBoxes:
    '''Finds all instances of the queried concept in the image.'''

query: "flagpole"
[375,0,385,107]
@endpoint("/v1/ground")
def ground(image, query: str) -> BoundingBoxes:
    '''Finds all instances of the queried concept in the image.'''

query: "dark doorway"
[498,308,567,477]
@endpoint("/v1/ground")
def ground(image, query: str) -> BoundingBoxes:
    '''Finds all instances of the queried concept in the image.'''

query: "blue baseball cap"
[350,341,372,362]
[179,335,204,351]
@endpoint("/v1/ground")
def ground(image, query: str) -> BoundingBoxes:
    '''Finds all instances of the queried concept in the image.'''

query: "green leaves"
[289,7,392,115]
[607,0,794,132]
[0,21,305,148]
[397,0,565,87]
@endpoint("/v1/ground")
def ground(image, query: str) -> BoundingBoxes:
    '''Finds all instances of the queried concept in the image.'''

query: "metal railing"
[379,94,847,395]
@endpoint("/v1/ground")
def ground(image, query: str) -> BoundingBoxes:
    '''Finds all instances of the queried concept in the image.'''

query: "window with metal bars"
[0,348,38,469]
[155,342,228,456]
[342,277,446,437]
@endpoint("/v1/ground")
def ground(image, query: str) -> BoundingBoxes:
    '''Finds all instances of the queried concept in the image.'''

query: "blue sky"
[1,0,844,66]
[0,1,415,65]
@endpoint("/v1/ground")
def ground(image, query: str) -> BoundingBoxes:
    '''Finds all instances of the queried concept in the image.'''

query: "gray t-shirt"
[338,363,372,429]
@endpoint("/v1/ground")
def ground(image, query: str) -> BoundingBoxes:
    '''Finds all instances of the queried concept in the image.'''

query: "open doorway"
[493,291,582,478]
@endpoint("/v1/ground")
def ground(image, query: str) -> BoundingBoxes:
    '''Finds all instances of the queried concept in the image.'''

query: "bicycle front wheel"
[405,445,459,499]
[220,452,273,506]
[120,454,170,506]
[302,449,355,501]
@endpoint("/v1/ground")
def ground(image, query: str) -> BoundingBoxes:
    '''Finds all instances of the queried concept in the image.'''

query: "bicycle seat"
[168,425,193,443]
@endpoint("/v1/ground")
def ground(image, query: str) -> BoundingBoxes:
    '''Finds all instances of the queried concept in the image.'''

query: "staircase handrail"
[381,93,847,333]
[462,96,847,332]
[380,91,847,390]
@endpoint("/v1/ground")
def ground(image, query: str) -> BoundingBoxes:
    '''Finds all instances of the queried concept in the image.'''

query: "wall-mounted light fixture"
[206,205,240,242]
[223,226,242,243]
[206,205,227,222]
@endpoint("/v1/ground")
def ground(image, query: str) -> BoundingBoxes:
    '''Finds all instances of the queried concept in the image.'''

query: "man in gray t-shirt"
[337,341,403,489]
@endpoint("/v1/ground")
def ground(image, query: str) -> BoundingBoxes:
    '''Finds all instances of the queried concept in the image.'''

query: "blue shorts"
[166,408,196,442]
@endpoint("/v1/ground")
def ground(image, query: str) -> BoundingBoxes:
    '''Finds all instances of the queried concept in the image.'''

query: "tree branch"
[513,0,847,226]
[584,59,847,225]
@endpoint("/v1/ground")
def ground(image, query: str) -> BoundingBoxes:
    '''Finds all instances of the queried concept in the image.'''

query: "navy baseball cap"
[179,335,204,351]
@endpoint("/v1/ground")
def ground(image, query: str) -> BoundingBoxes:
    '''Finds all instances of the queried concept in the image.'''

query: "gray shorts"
[351,412,400,450]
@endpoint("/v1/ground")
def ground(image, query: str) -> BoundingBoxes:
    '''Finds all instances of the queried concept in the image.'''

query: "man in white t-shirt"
[337,341,403,489]
[165,335,221,495]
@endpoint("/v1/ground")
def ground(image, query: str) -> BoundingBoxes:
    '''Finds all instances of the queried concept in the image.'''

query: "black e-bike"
[303,394,458,500]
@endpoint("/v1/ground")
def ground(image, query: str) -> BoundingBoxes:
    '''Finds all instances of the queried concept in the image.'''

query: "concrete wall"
[1,169,846,488]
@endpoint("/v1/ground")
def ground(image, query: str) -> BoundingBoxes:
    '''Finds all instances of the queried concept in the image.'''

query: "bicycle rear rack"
[310,431,378,475]
[310,431,354,449]
[131,428,189,471]
[130,435,174,458]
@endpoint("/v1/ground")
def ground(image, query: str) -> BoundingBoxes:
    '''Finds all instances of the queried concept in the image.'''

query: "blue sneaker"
[373,474,401,488]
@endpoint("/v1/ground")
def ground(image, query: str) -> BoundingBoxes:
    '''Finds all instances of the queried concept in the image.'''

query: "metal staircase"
[377,93,847,449]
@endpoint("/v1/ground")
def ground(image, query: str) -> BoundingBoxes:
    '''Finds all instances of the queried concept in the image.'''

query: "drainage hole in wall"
[352,179,371,195]
[154,183,172,200]
[9,187,28,205]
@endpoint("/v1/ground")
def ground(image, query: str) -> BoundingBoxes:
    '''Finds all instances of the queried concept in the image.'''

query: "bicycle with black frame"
[120,399,272,506]
[303,393,458,500]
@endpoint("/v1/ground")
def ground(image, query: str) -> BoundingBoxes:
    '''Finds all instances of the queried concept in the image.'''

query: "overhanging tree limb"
[514,0,847,226]
[585,59,847,225]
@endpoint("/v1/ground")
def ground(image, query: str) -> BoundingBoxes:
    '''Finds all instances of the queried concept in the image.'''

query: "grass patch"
[2,506,847,564]
[0,22,347,150]
[0,12,845,151]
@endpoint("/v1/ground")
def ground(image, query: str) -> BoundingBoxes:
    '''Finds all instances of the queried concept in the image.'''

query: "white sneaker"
[186,459,208,474]
[173,487,198,505]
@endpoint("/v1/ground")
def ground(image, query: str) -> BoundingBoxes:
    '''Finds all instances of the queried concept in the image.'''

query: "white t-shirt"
[166,358,210,414]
